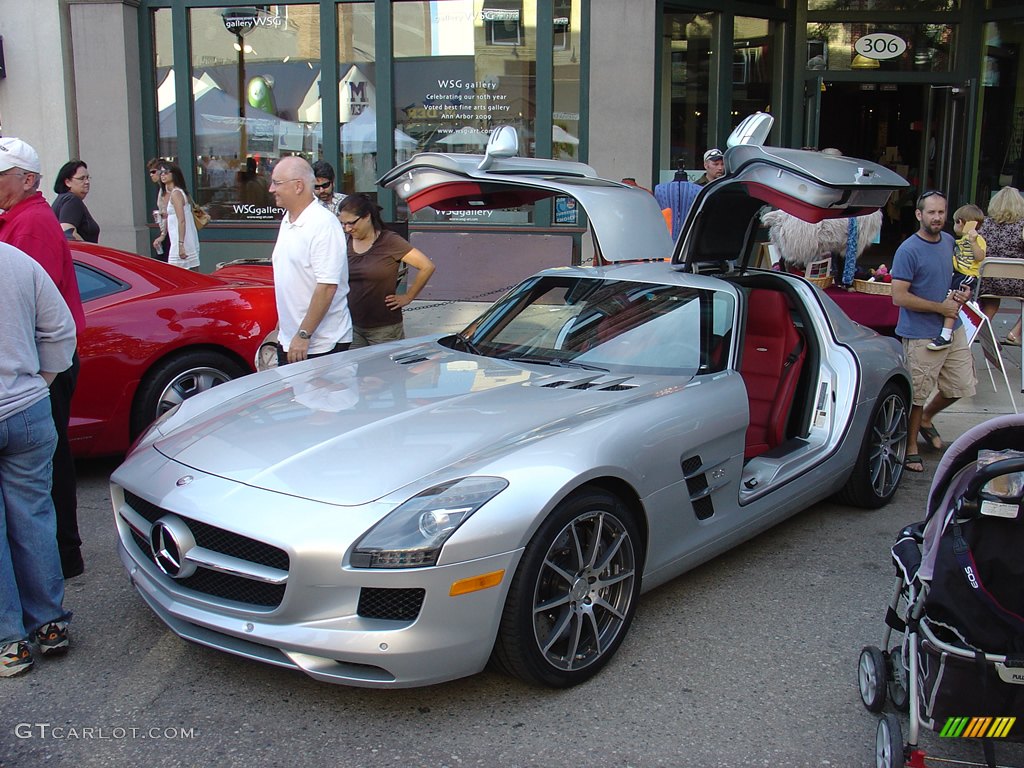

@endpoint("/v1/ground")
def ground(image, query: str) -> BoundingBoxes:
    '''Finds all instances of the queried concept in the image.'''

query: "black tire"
[835,382,908,509]
[859,645,888,713]
[875,713,904,768]
[130,350,247,438]
[886,647,910,712]
[492,488,643,688]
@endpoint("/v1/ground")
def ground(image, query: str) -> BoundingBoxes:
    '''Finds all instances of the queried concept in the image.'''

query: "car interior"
[733,276,820,462]
[739,288,808,459]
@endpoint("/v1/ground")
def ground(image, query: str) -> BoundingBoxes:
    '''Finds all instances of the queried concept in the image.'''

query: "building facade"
[1,1,1022,296]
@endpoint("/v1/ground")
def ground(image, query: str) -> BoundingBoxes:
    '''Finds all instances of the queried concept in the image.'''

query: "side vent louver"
[539,376,636,392]
[681,454,715,521]
[392,345,443,367]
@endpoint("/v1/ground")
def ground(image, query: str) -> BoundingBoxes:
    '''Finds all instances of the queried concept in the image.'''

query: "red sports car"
[70,243,277,457]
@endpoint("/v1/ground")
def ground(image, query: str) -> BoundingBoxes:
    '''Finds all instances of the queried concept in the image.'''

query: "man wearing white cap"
[696,148,725,186]
[0,138,86,579]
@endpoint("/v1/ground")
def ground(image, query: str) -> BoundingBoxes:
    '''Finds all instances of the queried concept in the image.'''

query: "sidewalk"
[404,299,491,338]
[942,309,1021,444]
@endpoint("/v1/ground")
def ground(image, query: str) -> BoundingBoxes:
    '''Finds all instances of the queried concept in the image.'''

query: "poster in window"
[554,196,578,225]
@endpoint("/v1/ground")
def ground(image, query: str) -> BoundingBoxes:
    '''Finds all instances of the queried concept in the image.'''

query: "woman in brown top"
[339,194,436,347]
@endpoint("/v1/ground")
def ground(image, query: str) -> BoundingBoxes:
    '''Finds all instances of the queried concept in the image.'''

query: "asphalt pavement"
[2,303,1022,768]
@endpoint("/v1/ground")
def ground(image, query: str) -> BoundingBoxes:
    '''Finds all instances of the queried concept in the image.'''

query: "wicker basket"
[806,274,833,289]
[853,279,892,295]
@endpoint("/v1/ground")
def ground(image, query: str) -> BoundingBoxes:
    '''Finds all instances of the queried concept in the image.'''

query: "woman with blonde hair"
[154,163,200,270]
[978,186,1024,344]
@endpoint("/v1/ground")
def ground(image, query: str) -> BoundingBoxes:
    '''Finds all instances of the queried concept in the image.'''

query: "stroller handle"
[958,457,1024,515]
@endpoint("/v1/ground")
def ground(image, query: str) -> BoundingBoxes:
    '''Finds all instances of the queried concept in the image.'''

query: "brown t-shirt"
[347,229,411,328]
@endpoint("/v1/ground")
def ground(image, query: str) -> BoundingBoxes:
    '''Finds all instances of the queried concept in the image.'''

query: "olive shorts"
[903,326,976,407]
[350,322,405,349]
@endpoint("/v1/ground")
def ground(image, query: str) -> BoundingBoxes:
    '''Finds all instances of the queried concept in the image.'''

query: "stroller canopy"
[920,413,1024,583]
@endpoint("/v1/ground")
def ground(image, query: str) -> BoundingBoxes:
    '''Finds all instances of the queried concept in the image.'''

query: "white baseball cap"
[0,137,42,174]
[703,148,724,163]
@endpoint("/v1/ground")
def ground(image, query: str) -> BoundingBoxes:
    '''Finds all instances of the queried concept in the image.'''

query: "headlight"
[350,477,508,568]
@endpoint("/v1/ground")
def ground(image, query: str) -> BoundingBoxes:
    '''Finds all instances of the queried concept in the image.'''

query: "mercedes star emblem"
[149,515,198,579]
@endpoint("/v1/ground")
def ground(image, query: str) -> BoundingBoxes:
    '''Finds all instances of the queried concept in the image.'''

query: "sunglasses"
[314,182,332,190]
[917,189,946,204]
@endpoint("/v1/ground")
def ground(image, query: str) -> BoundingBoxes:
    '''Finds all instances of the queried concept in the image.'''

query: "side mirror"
[727,112,774,149]
[478,125,519,170]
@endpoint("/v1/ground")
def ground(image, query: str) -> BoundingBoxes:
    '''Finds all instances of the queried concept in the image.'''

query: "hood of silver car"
[152,343,679,506]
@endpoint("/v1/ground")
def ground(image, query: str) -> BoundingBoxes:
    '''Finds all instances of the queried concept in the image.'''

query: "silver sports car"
[112,115,912,688]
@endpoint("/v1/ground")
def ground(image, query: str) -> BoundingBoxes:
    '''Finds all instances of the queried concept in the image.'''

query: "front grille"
[187,518,289,571]
[123,490,289,609]
[124,491,289,571]
[175,569,285,607]
[357,588,425,621]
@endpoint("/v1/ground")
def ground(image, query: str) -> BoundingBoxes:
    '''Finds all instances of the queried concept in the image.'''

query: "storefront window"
[336,3,377,194]
[732,17,774,129]
[664,12,714,178]
[808,0,956,9]
[805,22,956,72]
[153,9,176,162]
[977,19,1024,200]
[182,5,322,222]
[393,0,538,225]
[552,0,582,163]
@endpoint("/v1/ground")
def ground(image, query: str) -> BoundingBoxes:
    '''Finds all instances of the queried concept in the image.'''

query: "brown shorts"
[350,322,405,349]
[903,327,976,406]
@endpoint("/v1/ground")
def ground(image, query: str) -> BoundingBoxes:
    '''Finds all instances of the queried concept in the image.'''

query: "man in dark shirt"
[0,137,87,578]
[695,148,725,186]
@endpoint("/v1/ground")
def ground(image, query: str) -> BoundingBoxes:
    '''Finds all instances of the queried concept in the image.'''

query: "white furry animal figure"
[760,208,882,267]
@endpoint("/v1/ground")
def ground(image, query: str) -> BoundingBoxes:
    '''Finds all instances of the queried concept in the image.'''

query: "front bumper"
[112,460,522,688]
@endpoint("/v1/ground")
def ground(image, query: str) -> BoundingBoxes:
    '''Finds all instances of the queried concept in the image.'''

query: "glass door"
[920,83,969,204]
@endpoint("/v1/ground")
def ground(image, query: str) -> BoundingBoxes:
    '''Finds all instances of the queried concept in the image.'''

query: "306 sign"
[854,33,907,61]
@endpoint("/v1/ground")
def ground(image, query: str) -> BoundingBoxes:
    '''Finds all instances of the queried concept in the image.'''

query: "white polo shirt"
[272,199,351,354]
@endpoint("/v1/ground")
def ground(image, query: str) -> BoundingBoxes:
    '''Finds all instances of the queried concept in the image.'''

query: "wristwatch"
[297,329,311,340]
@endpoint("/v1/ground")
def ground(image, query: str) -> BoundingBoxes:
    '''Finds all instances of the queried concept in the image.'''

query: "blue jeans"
[0,397,68,643]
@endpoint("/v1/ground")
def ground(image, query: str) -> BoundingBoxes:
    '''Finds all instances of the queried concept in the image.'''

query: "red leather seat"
[740,289,807,459]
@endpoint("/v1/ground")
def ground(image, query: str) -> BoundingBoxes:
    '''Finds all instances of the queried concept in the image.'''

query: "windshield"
[447,275,736,376]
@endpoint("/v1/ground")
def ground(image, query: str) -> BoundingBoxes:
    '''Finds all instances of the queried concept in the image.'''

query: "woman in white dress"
[157,163,200,270]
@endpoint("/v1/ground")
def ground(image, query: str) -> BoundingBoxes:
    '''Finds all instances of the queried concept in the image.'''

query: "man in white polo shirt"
[270,156,351,365]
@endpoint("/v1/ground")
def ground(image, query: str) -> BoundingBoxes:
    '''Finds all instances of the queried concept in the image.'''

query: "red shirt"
[0,192,85,334]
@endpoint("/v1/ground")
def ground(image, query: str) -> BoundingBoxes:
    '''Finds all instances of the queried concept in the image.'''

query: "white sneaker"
[0,640,33,677]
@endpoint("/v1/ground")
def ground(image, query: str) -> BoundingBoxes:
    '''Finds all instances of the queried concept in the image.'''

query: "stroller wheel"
[859,645,887,712]
[886,648,909,712]
[875,713,905,768]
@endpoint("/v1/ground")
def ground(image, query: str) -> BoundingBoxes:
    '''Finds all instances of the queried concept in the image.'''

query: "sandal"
[903,454,925,473]
[1003,333,1021,347]
[918,424,942,451]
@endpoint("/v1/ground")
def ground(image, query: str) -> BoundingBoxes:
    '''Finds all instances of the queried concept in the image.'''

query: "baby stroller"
[858,413,1024,768]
